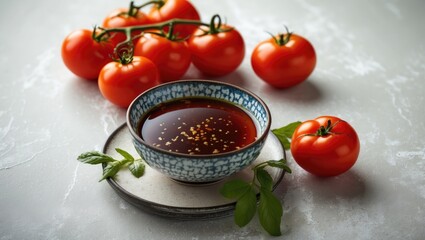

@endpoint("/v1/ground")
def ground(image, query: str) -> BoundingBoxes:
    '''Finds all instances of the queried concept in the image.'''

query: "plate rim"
[103,123,285,220]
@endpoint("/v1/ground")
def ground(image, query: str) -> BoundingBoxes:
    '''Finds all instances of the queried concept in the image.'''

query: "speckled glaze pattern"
[127,80,271,182]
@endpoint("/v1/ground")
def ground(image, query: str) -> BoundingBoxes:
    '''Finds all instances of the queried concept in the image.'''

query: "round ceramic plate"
[103,123,285,220]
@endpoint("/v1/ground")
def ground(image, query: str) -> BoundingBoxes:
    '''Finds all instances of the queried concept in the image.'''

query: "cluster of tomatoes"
[62,0,358,178]
[61,0,317,108]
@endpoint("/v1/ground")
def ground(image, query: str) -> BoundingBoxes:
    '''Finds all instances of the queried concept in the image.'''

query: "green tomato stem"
[209,14,222,34]
[127,1,139,17]
[316,119,341,136]
[130,0,164,13]
[95,18,209,40]
[271,26,292,46]
[94,17,211,64]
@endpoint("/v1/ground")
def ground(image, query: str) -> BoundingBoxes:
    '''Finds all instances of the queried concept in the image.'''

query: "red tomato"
[102,8,151,46]
[188,26,245,76]
[251,33,316,88]
[134,33,191,82]
[61,29,114,80]
[98,56,160,108]
[290,116,360,177]
[147,0,200,38]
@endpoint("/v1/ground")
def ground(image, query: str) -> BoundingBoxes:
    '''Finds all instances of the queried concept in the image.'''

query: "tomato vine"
[93,15,224,62]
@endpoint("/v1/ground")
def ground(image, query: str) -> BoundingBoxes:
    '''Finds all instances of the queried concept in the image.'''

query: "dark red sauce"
[138,97,257,155]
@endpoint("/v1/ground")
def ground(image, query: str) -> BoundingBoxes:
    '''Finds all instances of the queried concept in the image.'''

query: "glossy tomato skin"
[98,56,160,108]
[188,26,245,76]
[290,116,360,177]
[148,0,200,38]
[251,34,316,88]
[61,29,114,80]
[102,8,151,46]
[134,34,191,82]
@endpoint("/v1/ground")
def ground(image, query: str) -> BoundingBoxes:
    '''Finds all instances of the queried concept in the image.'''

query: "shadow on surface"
[313,170,366,199]
[183,65,248,88]
[260,78,324,103]
[63,76,100,103]
[294,169,369,201]
[62,76,126,130]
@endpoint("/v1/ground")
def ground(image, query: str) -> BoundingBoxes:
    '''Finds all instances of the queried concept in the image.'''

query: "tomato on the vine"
[147,0,200,38]
[251,30,316,88]
[102,7,151,46]
[61,29,114,80]
[98,56,160,108]
[134,33,191,82]
[188,19,245,77]
[290,116,360,177]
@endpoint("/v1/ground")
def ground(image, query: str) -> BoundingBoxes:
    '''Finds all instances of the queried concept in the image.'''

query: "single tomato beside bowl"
[98,56,160,108]
[251,29,316,88]
[290,116,360,177]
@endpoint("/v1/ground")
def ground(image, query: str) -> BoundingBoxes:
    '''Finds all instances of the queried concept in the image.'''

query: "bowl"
[126,80,271,183]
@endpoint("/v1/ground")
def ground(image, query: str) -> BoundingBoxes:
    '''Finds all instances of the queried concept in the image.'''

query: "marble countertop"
[1,0,424,239]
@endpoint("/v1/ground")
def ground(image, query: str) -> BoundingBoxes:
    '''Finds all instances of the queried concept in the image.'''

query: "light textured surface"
[1,0,424,239]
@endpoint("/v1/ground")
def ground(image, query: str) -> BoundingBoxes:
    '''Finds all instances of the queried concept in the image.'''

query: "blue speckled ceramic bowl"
[127,80,271,183]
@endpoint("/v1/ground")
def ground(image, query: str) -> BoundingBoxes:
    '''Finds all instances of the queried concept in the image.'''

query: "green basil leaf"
[256,168,273,191]
[220,180,251,199]
[272,121,302,150]
[266,159,292,174]
[128,159,145,178]
[258,187,283,236]
[115,148,135,161]
[272,132,291,150]
[77,151,115,164]
[234,186,257,227]
[99,161,123,182]
[273,121,302,137]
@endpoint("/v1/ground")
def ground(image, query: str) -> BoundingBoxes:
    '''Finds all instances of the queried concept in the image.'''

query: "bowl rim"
[126,79,271,159]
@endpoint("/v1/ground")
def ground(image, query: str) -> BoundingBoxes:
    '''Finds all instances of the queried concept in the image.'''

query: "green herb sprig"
[220,158,291,236]
[77,148,145,181]
[76,121,301,236]
[219,121,301,236]
[271,121,302,150]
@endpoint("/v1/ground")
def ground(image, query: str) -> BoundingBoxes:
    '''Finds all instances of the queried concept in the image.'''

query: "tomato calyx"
[208,14,229,34]
[123,0,164,17]
[108,1,154,19]
[269,26,293,46]
[92,26,114,43]
[112,43,134,65]
[316,119,340,137]
[161,22,189,41]
[195,14,234,36]
[297,119,342,139]
[120,1,140,18]
[150,0,166,9]
[139,20,188,41]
